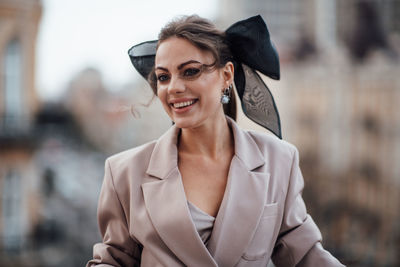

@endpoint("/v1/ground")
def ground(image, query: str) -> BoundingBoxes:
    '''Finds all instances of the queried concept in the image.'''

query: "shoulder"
[244,129,298,167]
[242,130,303,195]
[247,129,297,155]
[105,140,157,179]
[107,140,157,166]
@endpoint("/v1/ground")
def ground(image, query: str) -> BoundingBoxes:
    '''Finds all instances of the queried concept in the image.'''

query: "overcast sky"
[36,0,218,100]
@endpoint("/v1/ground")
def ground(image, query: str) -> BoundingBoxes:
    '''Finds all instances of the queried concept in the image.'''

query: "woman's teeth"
[173,100,195,108]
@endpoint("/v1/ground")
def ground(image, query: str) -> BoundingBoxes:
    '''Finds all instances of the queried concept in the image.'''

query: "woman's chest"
[178,155,231,217]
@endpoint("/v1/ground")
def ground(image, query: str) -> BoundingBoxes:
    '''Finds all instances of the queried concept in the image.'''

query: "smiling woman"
[87,15,344,267]
[148,15,238,125]
[155,37,233,130]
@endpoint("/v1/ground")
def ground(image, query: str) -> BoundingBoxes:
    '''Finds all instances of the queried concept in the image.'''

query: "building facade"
[0,0,42,258]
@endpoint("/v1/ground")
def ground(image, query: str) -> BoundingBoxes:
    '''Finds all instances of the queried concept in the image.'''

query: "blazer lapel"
[207,118,270,266]
[142,126,217,267]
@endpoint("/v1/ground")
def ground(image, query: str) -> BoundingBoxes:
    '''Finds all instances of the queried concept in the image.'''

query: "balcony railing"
[0,116,35,147]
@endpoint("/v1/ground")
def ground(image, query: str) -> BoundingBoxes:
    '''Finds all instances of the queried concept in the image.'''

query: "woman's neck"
[178,114,234,159]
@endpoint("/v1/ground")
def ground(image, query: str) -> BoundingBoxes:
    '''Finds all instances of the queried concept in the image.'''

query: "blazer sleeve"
[271,147,345,267]
[87,159,142,267]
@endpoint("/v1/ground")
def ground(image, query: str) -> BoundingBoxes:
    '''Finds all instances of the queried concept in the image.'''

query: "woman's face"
[155,37,232,129]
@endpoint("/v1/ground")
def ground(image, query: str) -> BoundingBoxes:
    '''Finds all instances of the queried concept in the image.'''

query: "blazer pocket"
[261,202,278,218]
[242,203,279,261]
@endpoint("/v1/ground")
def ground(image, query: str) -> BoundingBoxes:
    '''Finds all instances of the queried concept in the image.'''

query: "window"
[4,39,23,127]
[1,169,22,252]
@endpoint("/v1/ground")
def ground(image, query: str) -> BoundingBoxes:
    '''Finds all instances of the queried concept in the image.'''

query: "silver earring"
[220,84,232,104]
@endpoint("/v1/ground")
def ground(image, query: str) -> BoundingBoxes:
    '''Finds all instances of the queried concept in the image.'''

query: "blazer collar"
[146,125,180,179]
[227,116,265,171]
[146,116,265,179]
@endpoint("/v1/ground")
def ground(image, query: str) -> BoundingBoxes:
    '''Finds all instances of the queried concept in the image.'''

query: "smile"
[172,100,197,109]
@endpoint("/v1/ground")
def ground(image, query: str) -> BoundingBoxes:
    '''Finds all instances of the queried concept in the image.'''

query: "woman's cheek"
[157,87,171,114]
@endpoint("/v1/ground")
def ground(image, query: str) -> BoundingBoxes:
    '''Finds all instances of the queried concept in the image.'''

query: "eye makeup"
[155,61,214,83]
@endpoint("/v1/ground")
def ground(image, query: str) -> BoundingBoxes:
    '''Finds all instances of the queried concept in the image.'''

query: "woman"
[87,15,344,266]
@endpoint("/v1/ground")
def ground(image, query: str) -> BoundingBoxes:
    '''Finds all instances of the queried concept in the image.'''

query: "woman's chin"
[172,120,194,129]
[172,116,202,129]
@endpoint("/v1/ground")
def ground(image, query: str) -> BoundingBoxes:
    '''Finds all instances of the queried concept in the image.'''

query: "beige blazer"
[87,118,344,267]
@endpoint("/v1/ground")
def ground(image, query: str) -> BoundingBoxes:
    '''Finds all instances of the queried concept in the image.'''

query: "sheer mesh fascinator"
[128,15,282,139]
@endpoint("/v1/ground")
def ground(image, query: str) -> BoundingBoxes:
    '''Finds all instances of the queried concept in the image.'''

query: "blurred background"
[0,0,399,266]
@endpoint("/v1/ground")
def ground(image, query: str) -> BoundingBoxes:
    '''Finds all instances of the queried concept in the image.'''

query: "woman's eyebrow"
[155,60,201,72]
[155,66,168,71]
[177,60,201,70]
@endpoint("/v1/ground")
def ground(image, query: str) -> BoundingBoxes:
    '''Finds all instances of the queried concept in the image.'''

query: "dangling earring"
[220,84,232,104]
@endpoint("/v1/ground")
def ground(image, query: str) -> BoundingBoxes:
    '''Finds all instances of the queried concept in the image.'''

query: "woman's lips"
[170,99,198,113]
[172,100,195,108]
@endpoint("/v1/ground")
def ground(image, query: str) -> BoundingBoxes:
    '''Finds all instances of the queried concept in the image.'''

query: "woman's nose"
[167,76,185,94]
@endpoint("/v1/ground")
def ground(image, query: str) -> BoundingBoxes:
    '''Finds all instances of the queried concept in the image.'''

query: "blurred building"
[0,0,171,265]
[31,103,106,267]
[0,0,42,258]
[282,57,400,267]
[218,0,400,266]
[0,1,105,266]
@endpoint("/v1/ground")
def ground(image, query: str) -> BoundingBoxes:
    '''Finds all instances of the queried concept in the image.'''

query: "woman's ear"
[222,61,234,87]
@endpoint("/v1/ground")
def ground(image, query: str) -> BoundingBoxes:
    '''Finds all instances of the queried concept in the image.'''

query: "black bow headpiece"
[128,15,282,139]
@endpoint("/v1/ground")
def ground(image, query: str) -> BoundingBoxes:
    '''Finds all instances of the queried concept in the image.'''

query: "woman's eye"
[183,68,200,77]
[157,74,169,82]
